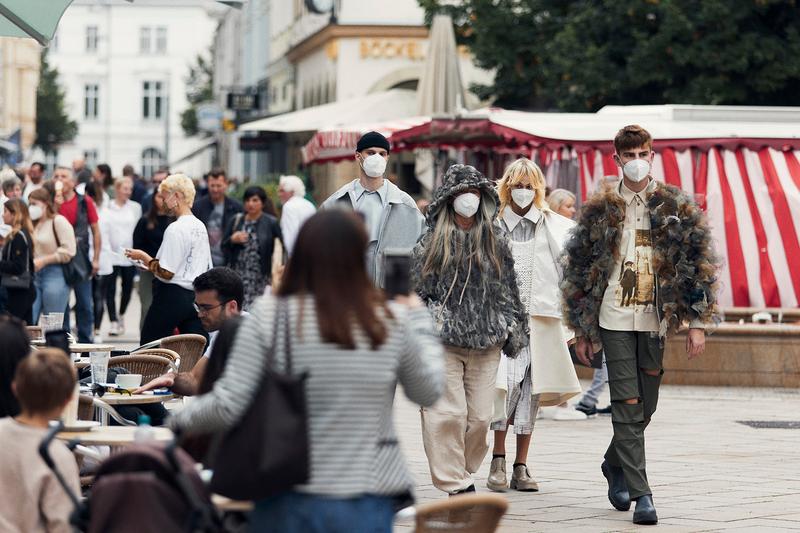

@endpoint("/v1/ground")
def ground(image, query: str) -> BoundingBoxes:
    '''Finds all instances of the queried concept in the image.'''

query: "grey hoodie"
[411,165,529,356]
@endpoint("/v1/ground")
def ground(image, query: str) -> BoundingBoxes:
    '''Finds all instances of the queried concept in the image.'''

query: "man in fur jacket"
[412,164,528,495]
[561,125,718,525]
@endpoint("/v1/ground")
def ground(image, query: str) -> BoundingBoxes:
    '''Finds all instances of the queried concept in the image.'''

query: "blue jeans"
[250,492,395,533]
[579,355,608,408]
[63,277,94,343]
[33,264,71,324]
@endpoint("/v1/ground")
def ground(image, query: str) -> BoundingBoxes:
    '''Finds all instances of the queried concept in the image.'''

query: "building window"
[86,26,98,52]
[139,27,151,54]
[142,81,164,119]
[84,84,99,119]
[83,150,98,169]
[155,27,167,54]
[141,147,164,179]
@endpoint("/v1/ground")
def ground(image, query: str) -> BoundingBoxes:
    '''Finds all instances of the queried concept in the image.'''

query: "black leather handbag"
[1,231,32,289]
[569,343,604,369]
[209,300,309,501]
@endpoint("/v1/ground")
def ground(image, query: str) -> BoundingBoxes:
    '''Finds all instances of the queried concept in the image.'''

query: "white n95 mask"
[28,204,43,221]
[622,159,651,182]
[362,154,387,178]
[453,192,480,218]
[511,188,535,208]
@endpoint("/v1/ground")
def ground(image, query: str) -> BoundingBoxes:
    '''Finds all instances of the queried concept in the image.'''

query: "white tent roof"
[479,105,800,143]
[239,89,418,133]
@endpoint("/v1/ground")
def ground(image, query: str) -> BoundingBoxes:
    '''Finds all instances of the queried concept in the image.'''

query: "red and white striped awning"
[301,116,429,165]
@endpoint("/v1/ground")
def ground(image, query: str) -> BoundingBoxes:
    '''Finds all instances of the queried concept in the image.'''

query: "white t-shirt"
[156,214,212,290]
[106,200,142,266]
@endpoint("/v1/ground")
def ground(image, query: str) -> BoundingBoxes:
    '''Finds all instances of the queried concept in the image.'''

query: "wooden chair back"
[414,494,508,533]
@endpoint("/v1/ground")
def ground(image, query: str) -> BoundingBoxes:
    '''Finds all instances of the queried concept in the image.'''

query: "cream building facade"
[0,37,40,156]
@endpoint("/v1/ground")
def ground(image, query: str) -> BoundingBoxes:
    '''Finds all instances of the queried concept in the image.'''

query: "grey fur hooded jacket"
[411,165,529,357]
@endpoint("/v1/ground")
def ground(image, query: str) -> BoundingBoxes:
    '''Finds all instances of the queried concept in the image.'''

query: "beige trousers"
[421,345,501,493]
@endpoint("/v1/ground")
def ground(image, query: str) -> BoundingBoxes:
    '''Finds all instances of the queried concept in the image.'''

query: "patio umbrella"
[0,0,243,46]
[415,14,467,191]
[0,0,74,46]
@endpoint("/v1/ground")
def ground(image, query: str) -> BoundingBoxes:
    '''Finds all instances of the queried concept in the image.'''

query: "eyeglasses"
[193,302,225,315]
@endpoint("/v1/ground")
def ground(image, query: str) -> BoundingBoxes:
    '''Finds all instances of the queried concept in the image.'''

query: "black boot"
[601,460,631,511]
[633,495,658,525]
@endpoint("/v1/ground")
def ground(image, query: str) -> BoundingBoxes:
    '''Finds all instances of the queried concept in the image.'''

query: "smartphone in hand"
[383,249,413,299]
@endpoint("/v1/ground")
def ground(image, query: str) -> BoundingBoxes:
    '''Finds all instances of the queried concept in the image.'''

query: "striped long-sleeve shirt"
[170,293,444,498]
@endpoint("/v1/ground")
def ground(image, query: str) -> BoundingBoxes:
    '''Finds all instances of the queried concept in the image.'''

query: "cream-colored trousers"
[421,345,501,493]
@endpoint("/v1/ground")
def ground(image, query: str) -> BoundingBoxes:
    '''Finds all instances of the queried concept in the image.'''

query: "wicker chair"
[25,325,42,341]
[414,494,508,533]
[133,347,180,366]
[159,334,207,373]
[108,354,176,383]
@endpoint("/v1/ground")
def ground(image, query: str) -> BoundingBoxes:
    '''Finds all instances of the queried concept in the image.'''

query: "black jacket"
[191,195,243,231]
[133,215,174,257]
[222,213,283,278]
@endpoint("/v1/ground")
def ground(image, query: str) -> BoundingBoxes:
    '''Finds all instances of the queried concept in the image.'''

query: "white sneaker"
[537,406,556,420]
[552,406,588,421]
[108,322,120,336]
[94,331,103,343]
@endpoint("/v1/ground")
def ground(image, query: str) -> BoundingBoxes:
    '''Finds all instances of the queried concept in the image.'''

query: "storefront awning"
[238,89,419,134]
[302,116,429,165]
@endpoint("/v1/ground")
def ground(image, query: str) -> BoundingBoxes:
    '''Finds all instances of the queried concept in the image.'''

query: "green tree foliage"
[181,52,214,136]
[35,50,77,151]
[419,0,800,111]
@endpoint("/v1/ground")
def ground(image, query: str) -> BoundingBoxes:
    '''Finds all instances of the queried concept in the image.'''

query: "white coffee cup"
[115,374,142,389]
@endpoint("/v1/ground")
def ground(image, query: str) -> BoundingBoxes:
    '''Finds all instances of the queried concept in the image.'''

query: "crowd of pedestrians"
[0,125,719,532]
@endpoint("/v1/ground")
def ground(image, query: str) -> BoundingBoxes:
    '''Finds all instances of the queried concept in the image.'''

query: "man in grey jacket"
[320,131,425,288]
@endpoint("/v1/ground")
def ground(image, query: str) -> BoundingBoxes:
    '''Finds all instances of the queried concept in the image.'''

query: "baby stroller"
[39,421,225,532]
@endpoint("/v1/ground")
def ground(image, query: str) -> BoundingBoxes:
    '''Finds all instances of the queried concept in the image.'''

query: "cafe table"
[31,339,116,354]
[90,391,175,425]
[56,426,173,446]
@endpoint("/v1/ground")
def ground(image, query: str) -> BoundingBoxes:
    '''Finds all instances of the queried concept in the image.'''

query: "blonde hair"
[496,158,547,214]
[546,188,576,213]
[158,173,196,206]
[114,176,133,190]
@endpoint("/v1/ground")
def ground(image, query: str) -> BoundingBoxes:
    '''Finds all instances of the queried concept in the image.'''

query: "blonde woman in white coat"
[487,158,582,492]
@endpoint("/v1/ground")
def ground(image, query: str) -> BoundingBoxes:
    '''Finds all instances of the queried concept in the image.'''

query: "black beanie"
[356,131,390,153]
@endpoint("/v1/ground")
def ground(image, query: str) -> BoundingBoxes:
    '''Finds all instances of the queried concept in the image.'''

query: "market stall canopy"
[302,116,429,165]
[387,104,800,311]
[390,105,800,153]
[239,89,418,134]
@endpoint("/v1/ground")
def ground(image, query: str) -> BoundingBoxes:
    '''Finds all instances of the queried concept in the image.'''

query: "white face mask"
[29,204,43,221]
[361,153,387,178]
[511,188,535,209]
[622,159,651,183]
[453,192,480,218]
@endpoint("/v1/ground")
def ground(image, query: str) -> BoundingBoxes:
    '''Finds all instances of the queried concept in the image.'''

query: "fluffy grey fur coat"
[411,165,529,357]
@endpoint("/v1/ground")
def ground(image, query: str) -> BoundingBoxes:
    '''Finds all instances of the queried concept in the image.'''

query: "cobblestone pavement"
[394,384,800,532]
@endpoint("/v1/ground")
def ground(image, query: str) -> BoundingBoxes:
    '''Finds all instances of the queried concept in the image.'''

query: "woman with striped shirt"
[170,210,444,533]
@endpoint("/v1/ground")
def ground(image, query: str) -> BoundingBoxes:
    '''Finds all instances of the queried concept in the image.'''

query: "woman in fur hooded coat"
[412,164,528,495]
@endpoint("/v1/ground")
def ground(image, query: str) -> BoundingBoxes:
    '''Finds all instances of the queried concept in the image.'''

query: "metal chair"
[159,334,207,373]
[108,354,176,383]
[77,394,136,426]
[413,493,508,533]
